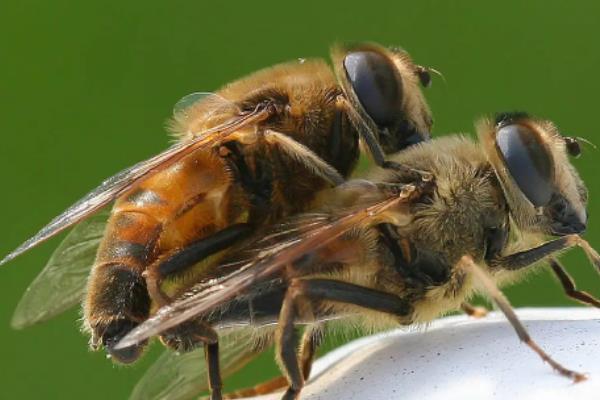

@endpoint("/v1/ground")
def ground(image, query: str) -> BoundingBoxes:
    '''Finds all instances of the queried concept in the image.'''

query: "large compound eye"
[343,51,402,126]
[496,124,555,207]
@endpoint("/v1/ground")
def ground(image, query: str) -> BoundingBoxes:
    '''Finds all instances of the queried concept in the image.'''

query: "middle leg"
[223,326,323,399]
[276,278,411,400]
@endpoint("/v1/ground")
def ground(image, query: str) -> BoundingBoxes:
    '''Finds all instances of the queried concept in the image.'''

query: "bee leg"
[549,258,600,307]
[336,96,431,182]
[144,223,253,307]
[299,325,324,380]
[460,302,489,318]
[488,235,600,303]
[205,342,223,400]
[276,279,410,399]
[222,377,289,399]
[276,293,304,400]
[160,320,222,399]
[460,255,587,382]
[263,129,345,186]
[221,326,322,399]
[489,234,600,271]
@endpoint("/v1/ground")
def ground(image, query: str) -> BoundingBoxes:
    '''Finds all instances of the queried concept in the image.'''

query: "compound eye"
[564,137,582,158]
[343,51,402,126]
[496,124,555,207]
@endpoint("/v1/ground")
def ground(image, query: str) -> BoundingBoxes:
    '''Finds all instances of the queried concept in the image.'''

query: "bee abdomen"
[84,210,162,363]
[84,262,151,363]
[95,210,162,270]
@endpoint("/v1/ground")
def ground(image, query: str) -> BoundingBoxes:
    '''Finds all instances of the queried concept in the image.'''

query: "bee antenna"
[428,67,447,85]
[576,136,598,151]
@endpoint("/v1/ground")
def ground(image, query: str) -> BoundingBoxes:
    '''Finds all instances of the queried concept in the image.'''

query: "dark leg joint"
[550,258,600,308]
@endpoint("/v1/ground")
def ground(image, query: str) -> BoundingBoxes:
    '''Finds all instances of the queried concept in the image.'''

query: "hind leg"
[276,279,410,400]
[223,326,323,399]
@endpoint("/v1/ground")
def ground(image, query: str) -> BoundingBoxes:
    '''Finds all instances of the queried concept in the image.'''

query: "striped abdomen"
[83,147,245,362]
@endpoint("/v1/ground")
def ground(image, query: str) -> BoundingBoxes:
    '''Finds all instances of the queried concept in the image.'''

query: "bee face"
[479,112,588,235]
[332,43,433,154]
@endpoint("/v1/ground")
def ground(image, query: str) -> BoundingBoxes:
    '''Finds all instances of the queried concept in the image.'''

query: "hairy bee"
[116,113,599,400]
[2,43,434,398]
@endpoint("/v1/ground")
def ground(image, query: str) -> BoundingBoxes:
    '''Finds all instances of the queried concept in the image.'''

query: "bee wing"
[116,182,422,349]
[129,327,267,400]
[0,103,272,267]
[10,208,111,329]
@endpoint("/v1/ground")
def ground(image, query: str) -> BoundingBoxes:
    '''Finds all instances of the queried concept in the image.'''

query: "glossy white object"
[246,308,600,400]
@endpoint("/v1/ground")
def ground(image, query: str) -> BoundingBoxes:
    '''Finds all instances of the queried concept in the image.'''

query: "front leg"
[276,278,411,400]
[460,255,586,382]
[335,96,431,181]
[486,235,600,306]
[549,258,600,307]
[488,234,600,272]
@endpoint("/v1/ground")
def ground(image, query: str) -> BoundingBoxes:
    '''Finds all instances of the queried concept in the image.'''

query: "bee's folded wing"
[130,327,268,400]
[11,208,110,329]
[0,102,272,267]
[116,182,422,349]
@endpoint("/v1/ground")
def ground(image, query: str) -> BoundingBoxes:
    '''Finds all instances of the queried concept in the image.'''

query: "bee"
[115,112,600,400]
[2,42,434,398]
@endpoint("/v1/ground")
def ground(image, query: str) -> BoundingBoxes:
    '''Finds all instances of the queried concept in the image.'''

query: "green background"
[1,1,599,398]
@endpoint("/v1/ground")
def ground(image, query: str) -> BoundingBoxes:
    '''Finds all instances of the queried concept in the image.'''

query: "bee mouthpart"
[548,196,587,236]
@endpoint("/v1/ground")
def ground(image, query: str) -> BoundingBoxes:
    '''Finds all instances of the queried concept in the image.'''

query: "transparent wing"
[130,327,267,400]
[117,182,424,349]
[0,102,273,267]
[172,92,229,117]
[11,208,111,329]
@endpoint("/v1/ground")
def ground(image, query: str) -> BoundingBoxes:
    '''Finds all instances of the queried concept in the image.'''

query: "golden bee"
[2,42,435,399]
[114,112,600,400]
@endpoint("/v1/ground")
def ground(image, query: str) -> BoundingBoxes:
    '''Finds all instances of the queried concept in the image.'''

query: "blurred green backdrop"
[1,1,599,398]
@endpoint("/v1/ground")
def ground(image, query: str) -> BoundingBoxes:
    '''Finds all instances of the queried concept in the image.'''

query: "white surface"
[246,308,600,400]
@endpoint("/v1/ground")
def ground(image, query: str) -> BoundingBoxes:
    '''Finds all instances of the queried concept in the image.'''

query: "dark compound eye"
[343,51,402,127]
[496,124,555,207]
[564,137,581,158]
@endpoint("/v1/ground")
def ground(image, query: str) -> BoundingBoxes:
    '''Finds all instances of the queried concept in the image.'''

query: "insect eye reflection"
[496,123,555,207]
[343,50,403,127]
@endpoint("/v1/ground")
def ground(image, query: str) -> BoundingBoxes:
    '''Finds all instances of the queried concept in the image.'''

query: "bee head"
[331,42,433,154]
[479,112,588,236]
